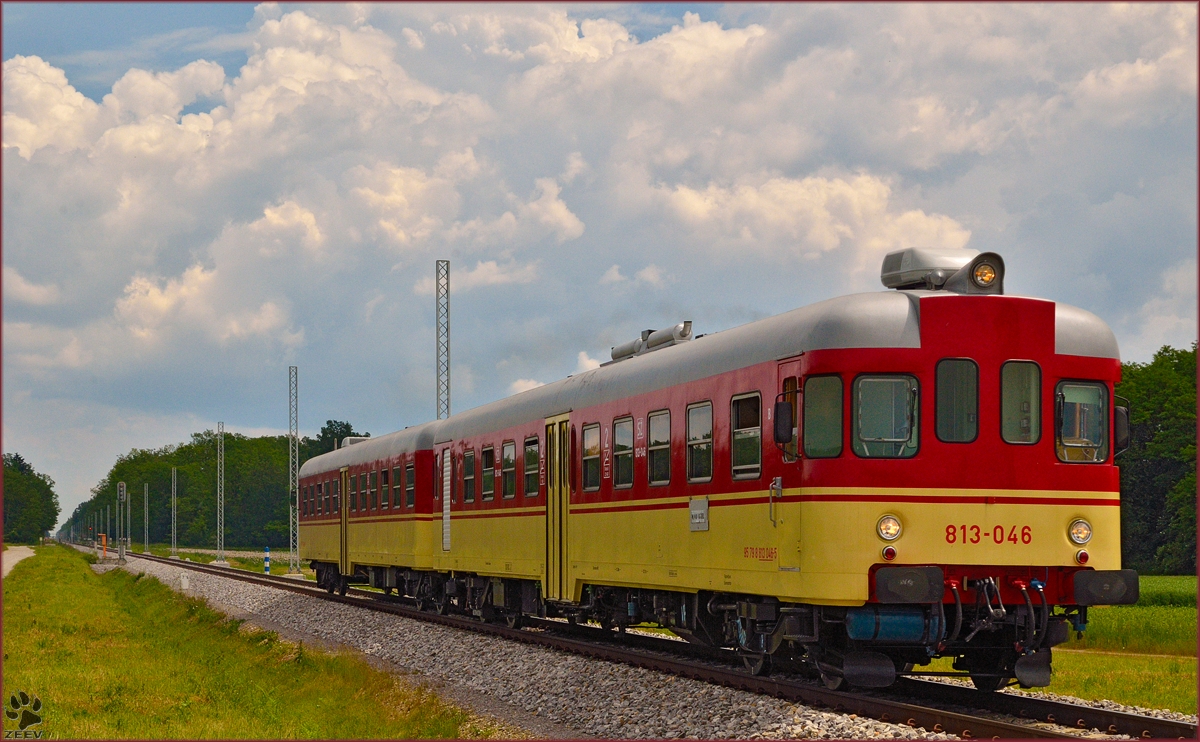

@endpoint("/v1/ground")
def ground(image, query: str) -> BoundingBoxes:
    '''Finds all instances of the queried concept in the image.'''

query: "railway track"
[126,551,1194,739]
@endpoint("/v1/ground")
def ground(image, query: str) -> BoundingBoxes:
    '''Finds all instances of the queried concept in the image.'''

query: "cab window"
[936,359,978,443]
[1056,381,1108,462]
[804,376,843,458]
[852,375,919,458]
[1001,361,1041,444]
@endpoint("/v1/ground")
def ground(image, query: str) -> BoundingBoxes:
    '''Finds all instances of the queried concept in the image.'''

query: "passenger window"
[464,450,476,503]
[369,471,378,510]
[613,418,634,488]
[524,438,540,497]
[380,469,390,509]
[804,376,843,458]
[1001,362,1041,444]
[481,447,495,500]
[731,393,762,479]
[391,468,401,509]
[332,479,340,513]
[582,424,601,491]
[405,464,415,508]
[687,403,713,481]
[502,441,516,498]
[936,359,978,443]
[350,474,359,511]
[1056,381,1108,463]
[315,483,322,515]
[647,411,670,485]
[852,375,919,458]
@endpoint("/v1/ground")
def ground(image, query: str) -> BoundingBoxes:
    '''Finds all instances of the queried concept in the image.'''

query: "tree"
[3,453,61,542]
[300,420,369,464]
[1116,343,1196,574]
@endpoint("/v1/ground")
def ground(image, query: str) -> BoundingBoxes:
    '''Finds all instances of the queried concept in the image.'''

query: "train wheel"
[741,652,772,676]
[970,674,1009,692]
[820,671,845,690]
[505,613,523,629]
[337,576,348,596]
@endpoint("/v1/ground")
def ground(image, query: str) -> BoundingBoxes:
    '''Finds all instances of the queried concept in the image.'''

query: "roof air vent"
[610,321,693,362]
[881,247,979,290]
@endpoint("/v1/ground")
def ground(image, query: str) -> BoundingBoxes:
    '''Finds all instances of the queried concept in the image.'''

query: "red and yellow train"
[298,247,1138,690]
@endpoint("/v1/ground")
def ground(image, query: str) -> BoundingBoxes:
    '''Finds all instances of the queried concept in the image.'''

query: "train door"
[441,447,452,551]
[544,413,571,601]
[776,359,803,570]
[339,466,349,574]
[777,358,804,468]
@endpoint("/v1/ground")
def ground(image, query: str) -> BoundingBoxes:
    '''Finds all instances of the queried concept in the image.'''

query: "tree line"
[53,345,1196,572]
[5,453,61,543]
[58,421,367,549]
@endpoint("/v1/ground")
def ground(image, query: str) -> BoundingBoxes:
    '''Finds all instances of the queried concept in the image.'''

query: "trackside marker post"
[264,547,270,574]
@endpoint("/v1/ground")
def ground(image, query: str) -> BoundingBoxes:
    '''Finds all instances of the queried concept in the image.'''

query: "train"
[298,246,1138,691]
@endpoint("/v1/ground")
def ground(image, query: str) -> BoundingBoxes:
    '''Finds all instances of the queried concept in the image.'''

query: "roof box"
[881,247,979,290]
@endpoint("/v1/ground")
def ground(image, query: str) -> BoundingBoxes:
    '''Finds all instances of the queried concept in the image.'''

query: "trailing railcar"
[298,247,1138,690]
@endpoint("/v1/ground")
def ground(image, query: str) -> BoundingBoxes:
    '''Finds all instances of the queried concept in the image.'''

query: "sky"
[3,3,1197,530]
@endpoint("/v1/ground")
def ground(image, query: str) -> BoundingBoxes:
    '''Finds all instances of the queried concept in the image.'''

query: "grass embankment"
[1049,574,1196,714]
[2,545,511,739]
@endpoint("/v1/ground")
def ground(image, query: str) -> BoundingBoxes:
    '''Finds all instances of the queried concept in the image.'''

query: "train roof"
[300,291,1118,476]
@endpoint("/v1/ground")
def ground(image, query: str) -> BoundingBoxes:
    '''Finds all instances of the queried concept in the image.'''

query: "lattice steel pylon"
[436,260,451,420]
[171,467,178,558]
[288,366,300,573]
[216,421,226,565]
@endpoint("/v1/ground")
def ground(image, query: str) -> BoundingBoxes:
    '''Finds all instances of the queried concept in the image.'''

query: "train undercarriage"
[313,561,1136,692]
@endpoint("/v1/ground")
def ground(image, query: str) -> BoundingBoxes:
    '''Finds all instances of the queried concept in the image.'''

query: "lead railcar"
[298,246,1138,690]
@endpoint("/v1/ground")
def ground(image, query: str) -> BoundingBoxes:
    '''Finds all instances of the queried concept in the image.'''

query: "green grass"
[1063,605,1196,656]
[1137,575,1197,607]
[2,545,515,739]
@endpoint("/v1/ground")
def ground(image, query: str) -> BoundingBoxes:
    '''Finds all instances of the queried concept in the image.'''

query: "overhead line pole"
[171,467,178,559]
[288,366,300,574]
[436,260,451,420]
[215,422,228,567]
[144,483,149,555]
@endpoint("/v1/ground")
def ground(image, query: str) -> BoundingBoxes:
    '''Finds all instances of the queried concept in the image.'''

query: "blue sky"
[3,3,1196,529]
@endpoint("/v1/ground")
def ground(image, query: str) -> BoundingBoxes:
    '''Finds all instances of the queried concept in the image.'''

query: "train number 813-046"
[945,524,1032,545]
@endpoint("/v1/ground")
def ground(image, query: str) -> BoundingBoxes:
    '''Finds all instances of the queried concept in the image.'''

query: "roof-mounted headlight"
[942,252,1005,295]
[972,262,997,288]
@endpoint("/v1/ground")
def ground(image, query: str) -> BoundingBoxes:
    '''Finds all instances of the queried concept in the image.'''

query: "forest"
[56,344,1196,572]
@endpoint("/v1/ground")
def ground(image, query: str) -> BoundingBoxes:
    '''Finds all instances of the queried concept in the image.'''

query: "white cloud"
[402,28,425,50]
[651,173,971,271]
[599,265,625,284]
[521,177,585,243]
[576,351,602,372]
[508,378,544,395]
[413,260,540,295]
[3,265,61,305]
[1121,259,1199,361]
[2,54,103,159]
[634,264,668,287]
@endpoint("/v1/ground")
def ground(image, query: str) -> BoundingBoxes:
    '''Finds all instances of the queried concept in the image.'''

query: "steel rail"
[127,552,1190,739]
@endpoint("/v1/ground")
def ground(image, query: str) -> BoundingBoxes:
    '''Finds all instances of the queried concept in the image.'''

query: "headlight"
[877,515,902,541]
[1069,519,1092,545]
[973,262,997,287]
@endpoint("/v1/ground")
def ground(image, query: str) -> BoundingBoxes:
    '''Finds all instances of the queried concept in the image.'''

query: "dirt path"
[2,546,35,577]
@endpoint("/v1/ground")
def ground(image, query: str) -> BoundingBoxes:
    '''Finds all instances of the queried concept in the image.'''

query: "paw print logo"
[5,691,42,730]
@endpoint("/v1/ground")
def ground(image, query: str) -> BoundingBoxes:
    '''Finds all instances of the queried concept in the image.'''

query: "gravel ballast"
[121,556,958,740]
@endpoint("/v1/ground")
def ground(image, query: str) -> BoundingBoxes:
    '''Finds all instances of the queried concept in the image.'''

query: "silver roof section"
[1054,303,1120,359]
[301,290,1118,475]
[298,421,438,478]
